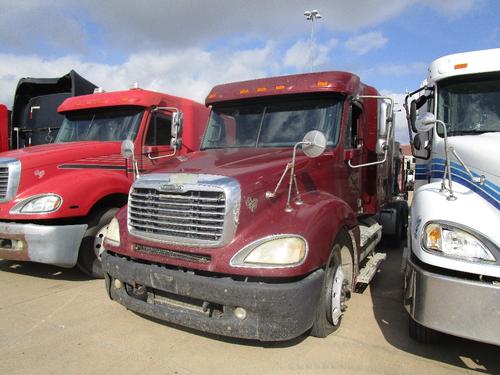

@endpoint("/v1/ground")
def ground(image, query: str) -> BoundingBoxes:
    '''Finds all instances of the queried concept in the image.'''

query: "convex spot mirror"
[302,130,326,158]
[121,139,135,158]
[415,112,437,133]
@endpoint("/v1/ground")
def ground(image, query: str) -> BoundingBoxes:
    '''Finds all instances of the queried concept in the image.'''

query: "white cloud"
[420,0,477,17]
[0,1,479,54]
[0,43,281,107]
[284,38,338,71]
[345,32,388,55]
[375,62,428,76]
[381,91,411,144]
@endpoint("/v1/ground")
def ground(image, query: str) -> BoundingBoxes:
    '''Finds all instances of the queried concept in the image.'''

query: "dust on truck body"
[0,87,208,278]
[404,49,500,345]
[102,71,407,341]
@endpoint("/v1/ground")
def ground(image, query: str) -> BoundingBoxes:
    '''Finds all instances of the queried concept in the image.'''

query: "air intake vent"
[0,159,21,202]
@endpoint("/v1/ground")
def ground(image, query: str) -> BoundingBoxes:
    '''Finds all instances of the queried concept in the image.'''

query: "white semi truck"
[403,49,500,345]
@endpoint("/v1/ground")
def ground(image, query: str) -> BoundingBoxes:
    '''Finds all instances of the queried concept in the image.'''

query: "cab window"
[145,114,171,146]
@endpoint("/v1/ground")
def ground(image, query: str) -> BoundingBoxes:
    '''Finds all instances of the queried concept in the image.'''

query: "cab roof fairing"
[57,88,204,114]
[205,71,379,106]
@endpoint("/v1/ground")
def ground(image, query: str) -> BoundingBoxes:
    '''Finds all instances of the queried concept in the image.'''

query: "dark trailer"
[11,70,97,148]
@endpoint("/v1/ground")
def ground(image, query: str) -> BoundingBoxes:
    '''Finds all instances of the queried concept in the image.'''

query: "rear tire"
[310,233,352,338]
[77,207,119,279]
[408,315,441,344]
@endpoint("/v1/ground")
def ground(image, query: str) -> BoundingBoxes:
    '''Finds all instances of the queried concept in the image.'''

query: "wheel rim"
[330,265,346,325]
[93,224,109,260]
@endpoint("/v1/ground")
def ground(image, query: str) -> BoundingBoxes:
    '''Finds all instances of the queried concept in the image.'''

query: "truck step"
[359,221,382,262]
[355,252,387,293]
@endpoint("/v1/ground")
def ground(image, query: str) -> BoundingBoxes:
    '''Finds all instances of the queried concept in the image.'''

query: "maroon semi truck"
[0,87,208,278]
[102,71,407,341]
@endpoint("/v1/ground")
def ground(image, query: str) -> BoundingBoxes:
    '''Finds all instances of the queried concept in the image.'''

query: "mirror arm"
[147,146,177,160]
[449,147,486,185]
[151,106,179,113]
[265,140,312,213]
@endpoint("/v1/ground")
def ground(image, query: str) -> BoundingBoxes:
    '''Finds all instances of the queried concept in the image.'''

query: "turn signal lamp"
[425,223,442,250]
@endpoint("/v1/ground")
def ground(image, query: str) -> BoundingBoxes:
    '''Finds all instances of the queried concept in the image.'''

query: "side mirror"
[376,101,390,155]
[121,139,139,179]
[302,130,326,158]
[415,112,436,133]
[413,133,427,151]
[410,100,417,132]
[121,139,135,158]
[171,111,184,149]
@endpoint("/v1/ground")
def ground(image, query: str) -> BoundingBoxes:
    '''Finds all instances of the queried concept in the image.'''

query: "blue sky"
[0,0,498,142]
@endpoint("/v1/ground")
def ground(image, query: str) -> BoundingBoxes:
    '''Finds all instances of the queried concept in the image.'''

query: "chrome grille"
[0,167,8,200]
[129,187,226,242]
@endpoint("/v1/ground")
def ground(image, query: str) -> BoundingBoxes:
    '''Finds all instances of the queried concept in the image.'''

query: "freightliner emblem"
[158,184,184,192]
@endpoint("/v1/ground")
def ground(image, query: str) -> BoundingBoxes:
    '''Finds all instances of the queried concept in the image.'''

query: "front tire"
[310,233,352,338]
[77,207,119,278]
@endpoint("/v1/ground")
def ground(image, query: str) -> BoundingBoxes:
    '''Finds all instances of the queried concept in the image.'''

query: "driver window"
[345,104,362,149]
[145,114,171,146]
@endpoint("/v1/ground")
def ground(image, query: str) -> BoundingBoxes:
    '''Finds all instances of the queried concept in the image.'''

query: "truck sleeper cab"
[404,49,500,345]
[102,71,407,341]
[0,88,208,278]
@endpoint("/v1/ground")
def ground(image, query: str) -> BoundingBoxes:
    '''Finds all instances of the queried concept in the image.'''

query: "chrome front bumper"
[404,256,500,346]
[0,222,87,267]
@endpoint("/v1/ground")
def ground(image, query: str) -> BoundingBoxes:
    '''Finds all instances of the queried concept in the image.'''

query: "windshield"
[201,97,343,149]
[437,74,500,136]
[55,107,143,143]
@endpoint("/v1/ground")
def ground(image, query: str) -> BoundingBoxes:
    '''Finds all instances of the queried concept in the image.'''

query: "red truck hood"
[0,141,123,170]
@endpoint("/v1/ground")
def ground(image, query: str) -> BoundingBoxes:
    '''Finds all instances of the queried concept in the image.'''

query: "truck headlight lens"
[423,223,495,262]
[10,194,62,214]
[105,217,120,246]
[230,235,307,268]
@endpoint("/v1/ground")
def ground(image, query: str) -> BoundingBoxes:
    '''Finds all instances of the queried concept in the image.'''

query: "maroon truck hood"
[154,148,309,187]
[0,141,123,170]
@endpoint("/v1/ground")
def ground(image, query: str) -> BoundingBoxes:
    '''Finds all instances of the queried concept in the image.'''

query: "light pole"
[304,9,322,72]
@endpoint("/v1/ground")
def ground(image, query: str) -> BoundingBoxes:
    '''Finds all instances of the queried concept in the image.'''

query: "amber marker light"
[317,81,329,87]
[208,93,217,99]
[239,89,250,94]
[425,223,442,250]
[275,85,285,90]
[454,63,468,70]
[256,87,267,93]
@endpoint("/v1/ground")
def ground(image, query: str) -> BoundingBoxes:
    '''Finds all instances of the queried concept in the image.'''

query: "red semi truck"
[0,87,208,278]
[102,71,407,341]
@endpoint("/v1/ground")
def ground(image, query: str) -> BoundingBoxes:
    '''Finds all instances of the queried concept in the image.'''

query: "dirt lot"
[0,245,498,375]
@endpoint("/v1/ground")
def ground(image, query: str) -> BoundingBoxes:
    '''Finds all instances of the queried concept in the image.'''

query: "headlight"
[105,217,120,246]
[10,194,62,214]
[230,235,307,268]
[422,223,495,262]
